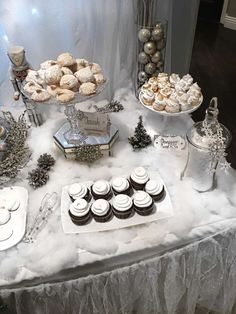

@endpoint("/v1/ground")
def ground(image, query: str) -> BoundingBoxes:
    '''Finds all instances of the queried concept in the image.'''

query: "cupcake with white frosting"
[111,177,133,196]
[91,180,112,200]
[69,198,91,225]
[91,199,112,222]
[133,191,154,216]
[130,167,149,190]
[112,194,133,219]
[145,180,165,201]
[68,183,91,202]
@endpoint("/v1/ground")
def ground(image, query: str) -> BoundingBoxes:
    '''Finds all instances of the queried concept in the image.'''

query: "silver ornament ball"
[151,51,162,63]
[152,28,164,41]
[138,52,150,64]
[138,71,148,83]
[145,62,157,75]
[156,38,166,50]
[138,28,151,42]
[144,41,157,55]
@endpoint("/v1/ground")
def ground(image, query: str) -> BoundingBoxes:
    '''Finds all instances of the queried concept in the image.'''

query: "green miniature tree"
[128,116,151,150]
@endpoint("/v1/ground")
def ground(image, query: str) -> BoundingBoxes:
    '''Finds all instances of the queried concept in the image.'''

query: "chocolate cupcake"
[130,167,149,190]
[68,183,91,202]
[69,198,91,225]
[133,191,154,216]
[111,177,133,196]
[112,194,133,219]
[145,180,165,202]
[91,199,113,223]
[91,180,112,200]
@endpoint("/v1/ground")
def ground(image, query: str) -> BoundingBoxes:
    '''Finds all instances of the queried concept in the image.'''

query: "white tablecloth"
[0,87,236,313]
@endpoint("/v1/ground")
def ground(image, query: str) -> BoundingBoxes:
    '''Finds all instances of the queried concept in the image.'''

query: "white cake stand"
[139,92,203,133]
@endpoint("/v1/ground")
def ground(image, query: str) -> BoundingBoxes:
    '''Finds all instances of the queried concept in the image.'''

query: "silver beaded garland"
[151,27,164,41]
[138,28,151,42]
[151,51,162,63]
[144,41,157,55]
[138,71,148,83]
[156,38,166,50]
[138,52,150,64]
[145,62,157,75]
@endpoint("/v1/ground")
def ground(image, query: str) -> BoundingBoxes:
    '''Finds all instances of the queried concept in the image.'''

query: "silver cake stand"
[22,81,119,159]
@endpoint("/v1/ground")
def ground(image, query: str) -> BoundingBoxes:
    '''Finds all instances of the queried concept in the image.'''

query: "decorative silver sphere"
[152,28,164,41]
[138,52,150,64]
[151,51,162,63]
[138,71,148,83]
[145,62,157,75]
[156,38,166,50]
[144,41,157,55]
[138,28,151,43]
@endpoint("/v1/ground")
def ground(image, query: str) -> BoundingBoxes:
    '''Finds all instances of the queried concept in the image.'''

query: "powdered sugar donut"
[24,81,42,94]
[56,89,75,103]
[47,85,63,97]
[94,73,106,85]
[75,67,94,83]
[26,70,44,85]
[79,82,96,95]
[40,60,57,70]
[45,65,63,85]
[57,52,76,67]
[60,74,79,90]
[91,63,102,74]
[61,67,73,75]
[31,89,51,102]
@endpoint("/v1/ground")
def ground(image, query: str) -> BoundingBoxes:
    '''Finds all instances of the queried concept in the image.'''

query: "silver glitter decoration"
[151,27,164,41]
[144,41,157,55]
[138,71,148,83]
[138,28,151,42]
[138,52,150,64]
[145,62,157,75]
[0,111,31,185]
[94,99,124,113]
[23,192,58,243]
[201,118,230,174]
[151,51,162,63]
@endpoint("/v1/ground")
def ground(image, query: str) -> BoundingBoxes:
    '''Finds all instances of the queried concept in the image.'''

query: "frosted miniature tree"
[128,116,151,150]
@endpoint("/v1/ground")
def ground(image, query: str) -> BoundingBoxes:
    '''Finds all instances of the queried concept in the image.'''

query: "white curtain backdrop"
[0,0,199,105]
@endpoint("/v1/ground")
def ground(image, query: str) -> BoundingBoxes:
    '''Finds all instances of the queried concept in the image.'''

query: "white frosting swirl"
[69,199,90,217]
[91,199,110,216]
[69,183,87,199]
[113,194,132,212]
[92,180,110,195]
[131,167,149,184]
[134,191,152,208]
[112,177,129,192]
[0,209,10,225]
[145,180,163,196]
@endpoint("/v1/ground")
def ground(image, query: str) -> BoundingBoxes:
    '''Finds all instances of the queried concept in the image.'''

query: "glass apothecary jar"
[181,97,231,192]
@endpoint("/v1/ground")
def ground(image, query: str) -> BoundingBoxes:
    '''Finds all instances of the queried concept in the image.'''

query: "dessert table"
[1,88,236,314]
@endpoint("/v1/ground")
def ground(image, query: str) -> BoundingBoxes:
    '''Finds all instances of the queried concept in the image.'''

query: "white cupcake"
[91,180,112,200]
[145,180,165,201]
[130,167,149,190]
[69,198,91,225]
[133,191,154,216]
[68,183,91,202]
[91,199,112,222]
